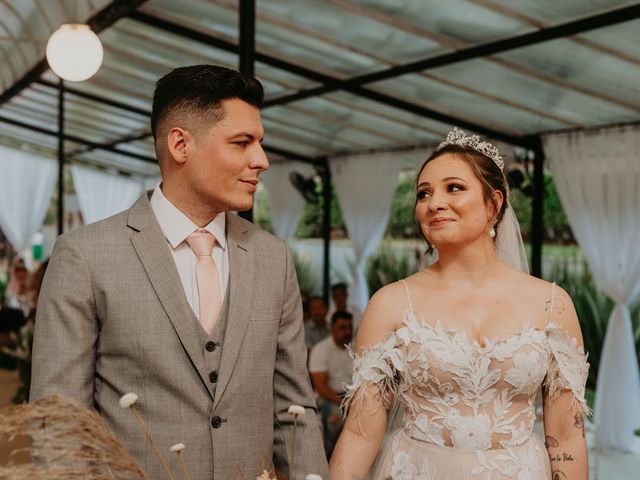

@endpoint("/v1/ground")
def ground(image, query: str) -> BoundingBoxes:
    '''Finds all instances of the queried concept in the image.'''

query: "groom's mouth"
[240,179,258,192]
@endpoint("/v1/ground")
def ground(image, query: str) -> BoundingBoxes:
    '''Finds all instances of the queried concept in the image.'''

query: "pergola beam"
[0,111,312,168]
[35,78,313,164]
[527,136,545,278]
[0,114,157,163]
[238,0,256,221]
[268,3,640,109]
[36,79,151,117]
[128,11,523,146]
[343,3,640,86]
[0,0,149,107]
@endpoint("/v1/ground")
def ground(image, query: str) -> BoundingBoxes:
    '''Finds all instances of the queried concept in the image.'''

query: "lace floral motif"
[504,351,548,395]
[342,334,404,415]
[344,303,589,478]
[544,322,591,417]
[471,441,545,480]
[387,450,436,480]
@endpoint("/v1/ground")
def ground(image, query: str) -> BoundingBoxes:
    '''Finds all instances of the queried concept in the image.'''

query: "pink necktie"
[186,230,221,334]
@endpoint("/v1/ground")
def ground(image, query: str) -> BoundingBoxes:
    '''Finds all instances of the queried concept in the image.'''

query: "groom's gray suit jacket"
[31,193,328,479]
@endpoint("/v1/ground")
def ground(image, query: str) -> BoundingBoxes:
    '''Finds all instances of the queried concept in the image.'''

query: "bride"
[329,128,589,479]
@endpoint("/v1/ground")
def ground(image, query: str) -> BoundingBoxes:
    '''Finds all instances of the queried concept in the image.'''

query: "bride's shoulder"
[366,281,410,317]
[356,281,410,344]
[508,270,568,303]
[505,271,581,336]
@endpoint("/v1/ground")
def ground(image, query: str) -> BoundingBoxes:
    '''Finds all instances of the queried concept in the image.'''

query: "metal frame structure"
[2,1,640,294]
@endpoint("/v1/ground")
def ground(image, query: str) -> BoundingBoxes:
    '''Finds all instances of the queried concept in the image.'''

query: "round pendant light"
[46,24,103,82]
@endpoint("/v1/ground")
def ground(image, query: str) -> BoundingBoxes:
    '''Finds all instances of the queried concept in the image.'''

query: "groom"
[31,65,328,479]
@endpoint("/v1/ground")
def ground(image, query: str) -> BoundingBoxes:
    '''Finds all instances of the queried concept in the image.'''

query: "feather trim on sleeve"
[544,322,591,418]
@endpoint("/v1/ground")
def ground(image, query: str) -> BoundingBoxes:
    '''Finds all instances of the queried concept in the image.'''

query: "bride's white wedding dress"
[344,281,589,479]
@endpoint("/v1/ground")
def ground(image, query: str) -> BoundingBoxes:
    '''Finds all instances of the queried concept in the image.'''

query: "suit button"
[205,341,216,352]
[209,371,218,383]
[211,416,222,428]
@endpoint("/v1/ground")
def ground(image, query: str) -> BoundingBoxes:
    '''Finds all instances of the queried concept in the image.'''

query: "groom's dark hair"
[150,64,264,150]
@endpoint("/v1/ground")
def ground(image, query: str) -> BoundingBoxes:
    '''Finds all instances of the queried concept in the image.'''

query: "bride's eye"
[448,184,464,192]
[417,190,430,200]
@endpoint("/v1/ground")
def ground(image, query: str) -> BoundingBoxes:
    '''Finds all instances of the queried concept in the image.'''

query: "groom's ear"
[166,127,190,165]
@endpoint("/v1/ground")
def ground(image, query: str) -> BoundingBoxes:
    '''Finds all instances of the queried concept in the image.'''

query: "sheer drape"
[544,126,640,452]
[71,165,143,225]
[330,154,404,311]
[262,161,315,240]
[142,176,161,192]
[0,145,57,251]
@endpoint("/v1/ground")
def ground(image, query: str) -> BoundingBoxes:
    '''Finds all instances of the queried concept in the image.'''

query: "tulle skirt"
[369,429,551,479]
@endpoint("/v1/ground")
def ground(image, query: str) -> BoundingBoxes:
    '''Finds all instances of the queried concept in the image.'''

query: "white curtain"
[330,153,405,311]
[142,176,161,191]
[262,161,315,240]
[71,165,143,225]
[0,145,57,251]
[544,126,640,452]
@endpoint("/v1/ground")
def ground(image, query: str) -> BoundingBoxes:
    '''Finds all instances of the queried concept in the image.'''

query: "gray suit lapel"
[213,213,253,410]
[127,194,216,400]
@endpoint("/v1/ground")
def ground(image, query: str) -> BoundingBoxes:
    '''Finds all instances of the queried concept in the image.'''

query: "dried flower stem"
[175,451,191,480]
[129,406,174,480]
[290,416,298,480]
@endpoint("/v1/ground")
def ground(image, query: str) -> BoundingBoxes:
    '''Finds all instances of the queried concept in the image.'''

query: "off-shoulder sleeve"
[342,333,405,415]
[544,322,591,417]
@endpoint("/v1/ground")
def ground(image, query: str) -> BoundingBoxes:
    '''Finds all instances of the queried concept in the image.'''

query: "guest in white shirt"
[326,283,361,330]
[304,296,329,349]
[308,310,354,457]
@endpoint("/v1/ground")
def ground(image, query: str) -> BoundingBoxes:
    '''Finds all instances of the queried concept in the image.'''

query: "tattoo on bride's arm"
[574,412,585,437]
[545,298,566,315]
[549,452,575,462]
[552,470,568,480]
[545,435,559,448]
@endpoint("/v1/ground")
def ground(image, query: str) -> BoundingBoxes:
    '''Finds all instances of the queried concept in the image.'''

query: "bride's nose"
[428,190,447,212]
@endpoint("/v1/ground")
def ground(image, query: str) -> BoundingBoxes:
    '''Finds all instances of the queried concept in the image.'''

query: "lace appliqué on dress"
[471,441,545,480]
[342,291,589,479]
[342,332,404,416]
[388,450,436,480]
[544,322,591,417]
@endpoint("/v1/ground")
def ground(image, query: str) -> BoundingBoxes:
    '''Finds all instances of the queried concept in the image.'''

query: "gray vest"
[195,287,231,400]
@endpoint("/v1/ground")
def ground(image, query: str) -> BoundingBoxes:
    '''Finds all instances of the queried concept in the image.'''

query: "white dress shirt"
[150,184,229,320]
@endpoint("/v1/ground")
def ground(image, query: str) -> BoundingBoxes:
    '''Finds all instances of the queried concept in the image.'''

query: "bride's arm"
[329,387,389,479]
[543,287,589,480]
[329,285,404,480]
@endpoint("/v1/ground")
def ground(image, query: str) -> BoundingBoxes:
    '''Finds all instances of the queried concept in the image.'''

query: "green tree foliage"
[549,259,640,390]
[253,185,273,233]
[366,241,419,296]
[510,173,572,243]
[387,172,419,238]
[295,181,345,238]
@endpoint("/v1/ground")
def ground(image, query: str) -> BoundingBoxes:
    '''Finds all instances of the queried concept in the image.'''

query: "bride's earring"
[489,219,496,238]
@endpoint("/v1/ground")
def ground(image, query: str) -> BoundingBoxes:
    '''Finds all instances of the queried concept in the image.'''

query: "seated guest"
[308,311,354,457]
[304,296,329,349]
[327,283,361,329]
[4,258,32,317]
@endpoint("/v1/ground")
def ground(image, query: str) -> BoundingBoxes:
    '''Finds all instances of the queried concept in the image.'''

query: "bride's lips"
[429,217,454,227]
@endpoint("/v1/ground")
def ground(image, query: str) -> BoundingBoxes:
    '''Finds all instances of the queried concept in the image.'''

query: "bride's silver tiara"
[436,127,504,171]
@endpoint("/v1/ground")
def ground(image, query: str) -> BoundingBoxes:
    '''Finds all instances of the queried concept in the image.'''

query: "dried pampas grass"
[0,395,147,480]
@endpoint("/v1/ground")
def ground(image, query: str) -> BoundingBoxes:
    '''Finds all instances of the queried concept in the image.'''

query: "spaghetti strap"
[548,282,557,323]
[399,279,414,314]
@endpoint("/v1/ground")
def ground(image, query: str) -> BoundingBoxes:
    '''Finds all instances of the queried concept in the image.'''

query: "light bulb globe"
[46,24,103,82]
